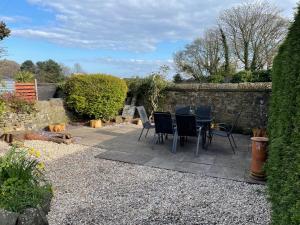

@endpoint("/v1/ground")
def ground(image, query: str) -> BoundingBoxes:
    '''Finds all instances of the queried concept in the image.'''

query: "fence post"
[35,79,38,101]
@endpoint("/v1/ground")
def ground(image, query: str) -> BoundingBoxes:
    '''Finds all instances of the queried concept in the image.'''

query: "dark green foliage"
[20,60,35,74]
[0,21,10,40]
[173,73,183,83]
[231,70,252,83]
[64,74,128,120]
[266,6,300,225]
[36,59,64,83]
[252,70,272,82]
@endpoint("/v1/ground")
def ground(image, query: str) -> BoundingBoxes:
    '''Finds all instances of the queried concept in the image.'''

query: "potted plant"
[250,98,269,180]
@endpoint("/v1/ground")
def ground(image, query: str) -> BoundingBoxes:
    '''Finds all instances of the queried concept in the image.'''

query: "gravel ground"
[21,141,271,225]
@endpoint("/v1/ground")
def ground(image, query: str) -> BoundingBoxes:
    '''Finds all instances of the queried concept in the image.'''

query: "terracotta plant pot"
[250,137,269,180]
[48,123,66,132]
[90,119,102,128]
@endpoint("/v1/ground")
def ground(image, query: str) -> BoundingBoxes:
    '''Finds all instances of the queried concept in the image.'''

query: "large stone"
[0,209,19,225]
[17,208,48,225]
[114,116,123,124]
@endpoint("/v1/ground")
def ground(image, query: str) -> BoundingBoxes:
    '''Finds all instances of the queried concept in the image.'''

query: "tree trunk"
[244,42,249,70]
[220,28,230,75]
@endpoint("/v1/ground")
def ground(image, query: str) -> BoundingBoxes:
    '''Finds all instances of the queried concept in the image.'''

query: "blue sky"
[0,0,298,78]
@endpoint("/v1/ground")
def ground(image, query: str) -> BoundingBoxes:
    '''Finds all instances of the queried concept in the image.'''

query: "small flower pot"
[250,137,269,181]
[48,123,65,132]
[90,119,102,128]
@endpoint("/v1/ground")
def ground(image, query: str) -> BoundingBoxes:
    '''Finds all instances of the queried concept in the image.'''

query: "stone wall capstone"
[162,82,272,133]
[0,98,69,132]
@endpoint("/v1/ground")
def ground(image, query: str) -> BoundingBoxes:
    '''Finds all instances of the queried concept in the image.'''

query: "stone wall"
[162,83,272,133]
[0,98,69,132]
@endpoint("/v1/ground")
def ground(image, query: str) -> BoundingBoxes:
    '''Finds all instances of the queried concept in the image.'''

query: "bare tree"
[73,63,85,74]
[219,1,288,71]
[174,28,223,81]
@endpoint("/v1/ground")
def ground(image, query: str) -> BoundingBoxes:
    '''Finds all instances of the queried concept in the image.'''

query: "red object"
[250,137,269,180]
[15,82,37,101]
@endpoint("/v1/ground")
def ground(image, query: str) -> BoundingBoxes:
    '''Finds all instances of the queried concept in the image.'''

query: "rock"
[39,193,53,214]
[0,208,19,225]
[24,132,49,141]
[115,116,123,124]
[90,120,102,128]
[17,208,48,225]
[48,123,65,132]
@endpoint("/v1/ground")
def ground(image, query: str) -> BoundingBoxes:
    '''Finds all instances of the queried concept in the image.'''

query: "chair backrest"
[153,112,174,134]
[175,114,197,137]
[136,106,149,127]
[229,111,242,133]
[175,105,192,115]
[195,106,211,120]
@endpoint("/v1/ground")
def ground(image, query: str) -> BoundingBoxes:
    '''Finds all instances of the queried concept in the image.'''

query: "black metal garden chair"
[172,114,202,156]
[153,112,175,144]
[209,111,242,154]
[175,105,192,115]
[136,106,155,141]
[195,106,211,120]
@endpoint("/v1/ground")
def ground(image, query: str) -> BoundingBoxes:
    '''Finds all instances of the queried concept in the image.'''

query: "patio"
[69,124,253,183]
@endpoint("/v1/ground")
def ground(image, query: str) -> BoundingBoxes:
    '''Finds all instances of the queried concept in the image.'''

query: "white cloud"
[14,0,252,51]
[74,57,175,77]
[0,16,30,23]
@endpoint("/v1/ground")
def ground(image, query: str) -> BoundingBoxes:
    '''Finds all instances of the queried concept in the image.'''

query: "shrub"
[266,6,300,225]
[14,71,35,83]
[64,74,127,120]
[173,73,183,83]
[0,146,52,213]
[231,70,252,83]
[252,69,272,82]
[1,93,36,114]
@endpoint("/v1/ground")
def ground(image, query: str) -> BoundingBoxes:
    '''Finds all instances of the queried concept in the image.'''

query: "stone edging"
[0,194,52,225]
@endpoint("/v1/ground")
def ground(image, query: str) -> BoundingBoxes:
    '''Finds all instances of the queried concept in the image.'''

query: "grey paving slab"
[69,124,256,183]
[95,150,154,165]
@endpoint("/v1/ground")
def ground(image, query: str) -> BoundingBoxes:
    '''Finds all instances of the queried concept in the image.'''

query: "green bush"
[0,146,52,213]
[252,70,272,82]
[1,93,36,114]
[266,6,300,225]
[14,71,35,83]
[231,70,252,83]
[64,74,127,120]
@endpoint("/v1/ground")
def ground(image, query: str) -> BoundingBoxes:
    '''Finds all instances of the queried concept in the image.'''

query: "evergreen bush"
[64,74,127,120]
[266,6,300,225]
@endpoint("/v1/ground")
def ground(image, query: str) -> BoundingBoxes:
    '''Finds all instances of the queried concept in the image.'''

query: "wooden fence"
[0,79,38,101]
[15,80,38,101]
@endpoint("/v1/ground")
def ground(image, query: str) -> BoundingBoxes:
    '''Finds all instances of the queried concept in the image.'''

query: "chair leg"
[172,131,178,153]
[231,134,237,148]
[138,128,144,141]
[145,128,150,138]
[196,131,201,157]
[228,135,236,154]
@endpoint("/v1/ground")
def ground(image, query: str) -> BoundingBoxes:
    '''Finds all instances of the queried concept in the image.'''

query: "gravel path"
[22,141,271,225]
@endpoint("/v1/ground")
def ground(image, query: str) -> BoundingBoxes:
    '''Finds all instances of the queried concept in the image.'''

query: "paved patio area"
[69,124,255,183]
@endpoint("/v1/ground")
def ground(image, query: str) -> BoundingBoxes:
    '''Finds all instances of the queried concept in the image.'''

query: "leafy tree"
[36,59,64,83]
[0,21,10,58]
[20,60,35,73]
[173,73,183,83]
[14,71,35,82]
[266,5,300,225]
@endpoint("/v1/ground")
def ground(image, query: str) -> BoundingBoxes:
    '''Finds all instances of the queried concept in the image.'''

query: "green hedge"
[64,74,127,120]
[266,6,300,225]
